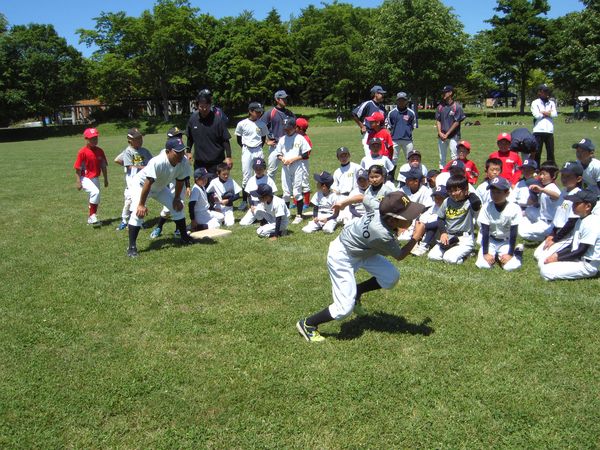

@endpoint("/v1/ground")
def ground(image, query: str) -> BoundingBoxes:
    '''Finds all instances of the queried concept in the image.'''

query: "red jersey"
[367,128,394,159]
[488,150,522,185]
[442,158,480,184]
[74,145,107,179]
[300,133,312,158]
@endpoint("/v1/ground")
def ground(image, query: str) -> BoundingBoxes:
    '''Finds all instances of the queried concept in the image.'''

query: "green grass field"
[1,111,599,448]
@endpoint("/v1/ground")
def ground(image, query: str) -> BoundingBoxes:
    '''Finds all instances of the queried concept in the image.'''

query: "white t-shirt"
[245,174,278,202]
[235,118,268,148]
[539,182,562,222]
[571,213,600,261]
[400,184,433,209]
[190,184,210,217]
[310,191,339,217]
[476,180,492,206]
[134,150,191,193]
[477,201,521,240]
[206,176,242,199]
[361,155,394,174]
[508,178,531,208]
[581,158,600,196]
[531,98,557,133]
[256,195,290,225]
[276,133,311,159]
[332,162,361,195]
[552,187,580,229]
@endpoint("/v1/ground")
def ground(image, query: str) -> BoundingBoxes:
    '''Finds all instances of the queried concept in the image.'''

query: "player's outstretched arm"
[394,221,426,261]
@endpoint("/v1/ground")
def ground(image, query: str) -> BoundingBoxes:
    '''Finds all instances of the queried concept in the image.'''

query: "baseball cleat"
[150,227,162,239]
[87,214,99,225]
[410,242,428,257]
[127,246,139,258]
[116,221,127,231]
[179,233,194,245]
[292,216,303,225]
[353,302,368,317]
[296,319,325,342]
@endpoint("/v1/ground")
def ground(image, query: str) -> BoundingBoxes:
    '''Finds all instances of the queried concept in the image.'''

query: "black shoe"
[180,235,194,246]
[127,246,139,258]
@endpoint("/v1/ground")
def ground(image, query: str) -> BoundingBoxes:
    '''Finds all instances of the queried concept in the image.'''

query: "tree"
[0,23,87,126]
[486,0,550,113]
[369,0,468,108]
[79,0,210,120]
[464,31,501,102]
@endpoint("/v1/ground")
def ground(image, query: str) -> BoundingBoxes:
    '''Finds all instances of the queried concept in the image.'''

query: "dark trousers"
[194,160,220,176]
[534,132,555,165]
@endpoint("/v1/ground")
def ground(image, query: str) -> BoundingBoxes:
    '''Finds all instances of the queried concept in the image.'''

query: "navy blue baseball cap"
[165,137,187,152]
[314,171,334,186]
[166,126,183,138]
[194,167,209,179]
[572,138,595,152]
[283,117,296,129]
[537,83,550,92]
[251,184,273,198]
[336,146,350,156]
[450,159,466,172]
[427,169,440,179]
[370,85,386,95]
[520,159,538,170]
[127,128,142,139]
[565,189,597,205]
[356,168,368,180]
[402,167,423,181]
[407,149,421,160]
[368,137,383,146]
[432,185,448,198]
[442,85,454,93]
[487,176,511,191]
[274,90,288,99]
[396,91,408,100]
[561,161,584,176]
[252,158,266,170]
[248,102,263,112]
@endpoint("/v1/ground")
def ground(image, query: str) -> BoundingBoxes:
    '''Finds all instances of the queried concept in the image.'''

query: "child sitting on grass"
[302,171,339,234]
[206,163,242,226]
[240,157,278,226]
[251,184,290,239]
[362,165,397,213]
[476,158,503,206]
[189,168,224,231]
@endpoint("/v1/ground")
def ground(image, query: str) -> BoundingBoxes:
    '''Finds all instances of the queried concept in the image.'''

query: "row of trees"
[1,0,599,125]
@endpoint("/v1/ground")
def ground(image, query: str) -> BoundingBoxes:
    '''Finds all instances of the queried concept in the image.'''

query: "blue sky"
[2,0,584,57]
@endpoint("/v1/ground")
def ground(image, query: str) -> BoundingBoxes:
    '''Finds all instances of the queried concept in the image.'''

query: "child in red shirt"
[365,110,394,177]
[442,140,479,184]
[73,128,108,225]
[489,132,522,187]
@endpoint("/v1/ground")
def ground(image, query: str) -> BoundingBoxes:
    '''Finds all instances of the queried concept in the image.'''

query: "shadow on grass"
[325,312,434,341]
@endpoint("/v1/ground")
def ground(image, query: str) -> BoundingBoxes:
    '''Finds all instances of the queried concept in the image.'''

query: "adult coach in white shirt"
[531,84,558,166]
[127,137,193,257]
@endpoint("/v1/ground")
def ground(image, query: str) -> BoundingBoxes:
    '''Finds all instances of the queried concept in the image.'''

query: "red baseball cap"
[83,128,99,139]
[458,140,471,151]
[365,111,385,123]
[296,118,309,130]
[497,132,511,143]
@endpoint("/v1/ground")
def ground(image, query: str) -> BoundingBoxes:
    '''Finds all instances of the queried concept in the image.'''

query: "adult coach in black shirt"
[186,91,232,174]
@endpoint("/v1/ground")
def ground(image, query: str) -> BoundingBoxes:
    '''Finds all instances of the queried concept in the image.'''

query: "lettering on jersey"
[445,204,469,220]
[362,213,375,238]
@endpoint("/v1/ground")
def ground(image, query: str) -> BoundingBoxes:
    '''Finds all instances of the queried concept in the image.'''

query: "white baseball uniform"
[519,182,561,241]
[128,150,191,227]
[396,162,428,184]
[254,194,290,237]
[360,154,395,174]
[475,200,522,271]
[363,181,397,213]
[120,145,153,222]
[235,118,268,188]
[539,213,600,280]
[190,184,224,229]
[302,191,339,234]
[397,184,433,241]
[206,176,242,226]
[240,174,278,226]
[276,133,311,202]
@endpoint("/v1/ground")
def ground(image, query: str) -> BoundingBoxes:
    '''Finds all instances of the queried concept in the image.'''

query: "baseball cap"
[83,128,99,139]
[407,149,421,160]
[572,138,595,152]
[432,185,448,198]
[497,132,512,143]
[402,167,423,181]
[450,159,466,171]
[356,168,368,180]
[283,117,296,129]
[194,167,209,179]
[537,83,550,92]
[520,159,538,170]
[365,111,385,122]
[336,146,350,157]
[379,192,426,222]
[296,117,309,130]
[426,169,440,179]
[370,85,386,95]
[165,137,187,152]
[442,85,454,93]
[565,189,597,205]
[274,90,288,99]
[560,161,584,176]
[250,183,273,198]
[396,92,408,100]
[248,101,264,112]
[167,126,183,138]
[252,158,266,170]
[368,137,383,147]
[314,171,334,186]
[457,140,471,151]
[487,176,511,191]
[127,128,142,139]
[196,89,212,102]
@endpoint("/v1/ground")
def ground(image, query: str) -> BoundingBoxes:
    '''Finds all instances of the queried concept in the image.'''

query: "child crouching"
[189,168,224,230]
[302,171,339,234]
[252,184,290,239]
